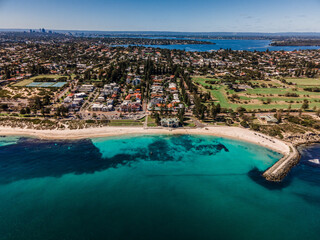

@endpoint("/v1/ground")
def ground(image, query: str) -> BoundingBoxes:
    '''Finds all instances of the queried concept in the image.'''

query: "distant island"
[271,39,320,46]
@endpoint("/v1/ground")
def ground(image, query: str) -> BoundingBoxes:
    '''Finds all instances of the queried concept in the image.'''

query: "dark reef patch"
[195,143,229,155]
[168,135,229,155]
[0,138,150,184]
[169,135,195,151]
[0,135,235,184]
[0,135,229,184]
[147,139,174,162]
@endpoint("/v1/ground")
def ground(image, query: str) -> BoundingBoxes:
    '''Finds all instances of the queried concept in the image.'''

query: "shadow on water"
[0,136,230,184]
[247,167,293,190]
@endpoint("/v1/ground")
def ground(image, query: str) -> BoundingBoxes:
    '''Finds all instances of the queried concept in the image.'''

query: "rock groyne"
[263,144,300,182]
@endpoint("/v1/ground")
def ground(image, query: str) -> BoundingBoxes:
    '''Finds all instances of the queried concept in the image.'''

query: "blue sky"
[0,0,319,32]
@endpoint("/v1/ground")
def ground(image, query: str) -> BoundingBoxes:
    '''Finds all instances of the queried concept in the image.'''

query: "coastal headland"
[0,126,299,182]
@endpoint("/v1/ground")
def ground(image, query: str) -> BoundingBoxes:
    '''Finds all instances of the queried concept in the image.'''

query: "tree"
[240,120,249,128]
[20,108,26,115]
[43,95,51,106]
[276,110,283,123]
[56,107,61,117]
[0,104,8,111]
[286,104,292,116]
[33,96,43,110]
[154,112,161,126]
[25,107,31,114]
[55,105,68,117]
[210,103,218,119]
[302,99,309,110]
[250,123,260,131]
[236,107,246,114]
[177,107,185,125]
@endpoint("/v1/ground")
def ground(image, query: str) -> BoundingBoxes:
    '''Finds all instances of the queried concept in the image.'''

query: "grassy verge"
[147,115,157,127]
[109,120,144,126]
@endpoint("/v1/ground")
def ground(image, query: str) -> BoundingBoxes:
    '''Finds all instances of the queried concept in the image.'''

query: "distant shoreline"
[270,39,320,47]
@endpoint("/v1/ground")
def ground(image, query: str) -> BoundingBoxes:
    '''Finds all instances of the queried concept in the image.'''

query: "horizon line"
[1,28,320,34]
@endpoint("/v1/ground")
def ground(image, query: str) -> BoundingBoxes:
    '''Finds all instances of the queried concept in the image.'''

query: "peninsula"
[271,39,320,46]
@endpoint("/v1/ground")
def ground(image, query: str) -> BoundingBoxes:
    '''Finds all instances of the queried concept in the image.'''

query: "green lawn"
[286,77,320,86]
[250,80,282,87]
[147,116,157,127]
[193,76,220,86]
[109,120,144,126]
[246,88,288,95]
[210,87,232,107]
[30,74,68,80]
[193,76,320,110]
[12,79,33,87]
[184,122,196,127]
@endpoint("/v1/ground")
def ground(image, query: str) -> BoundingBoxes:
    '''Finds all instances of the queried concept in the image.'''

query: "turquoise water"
[0,136,19,147]
[0,135,319,240]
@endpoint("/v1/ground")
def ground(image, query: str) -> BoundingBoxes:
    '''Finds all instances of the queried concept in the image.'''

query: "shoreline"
[0,126,290,154]
[0,125,299,182]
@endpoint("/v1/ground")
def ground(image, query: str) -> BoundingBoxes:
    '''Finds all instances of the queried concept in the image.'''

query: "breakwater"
[263,143,300,182]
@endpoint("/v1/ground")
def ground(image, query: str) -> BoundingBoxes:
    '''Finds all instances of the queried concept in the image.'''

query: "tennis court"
[25,82,67,88]
[26,82,43,87]
[50,82,67,88]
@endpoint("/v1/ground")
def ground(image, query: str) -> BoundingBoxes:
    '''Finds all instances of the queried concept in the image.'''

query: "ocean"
[0,134,319,240]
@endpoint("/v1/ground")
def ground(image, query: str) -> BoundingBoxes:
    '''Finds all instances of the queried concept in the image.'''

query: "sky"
[0,0,320,32]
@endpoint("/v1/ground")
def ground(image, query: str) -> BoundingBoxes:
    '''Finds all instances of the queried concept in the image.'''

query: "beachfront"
[1,125,300,182]
[0,126,290,155]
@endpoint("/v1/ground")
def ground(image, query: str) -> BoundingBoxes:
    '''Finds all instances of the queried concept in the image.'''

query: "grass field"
[12,79,33,87]
[193,76,220,86]
[193,76,320,110]
[30,75,68,80]
[285,77,320,86]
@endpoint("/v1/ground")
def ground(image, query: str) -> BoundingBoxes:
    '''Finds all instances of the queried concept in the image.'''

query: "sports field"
[12,75,68,87]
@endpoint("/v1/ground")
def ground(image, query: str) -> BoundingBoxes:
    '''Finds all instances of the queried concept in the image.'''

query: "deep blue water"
[0,135,319,240]
[116,39,320,52]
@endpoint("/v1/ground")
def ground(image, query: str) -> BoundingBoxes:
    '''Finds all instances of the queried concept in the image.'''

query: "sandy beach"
[0,126,291,156]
